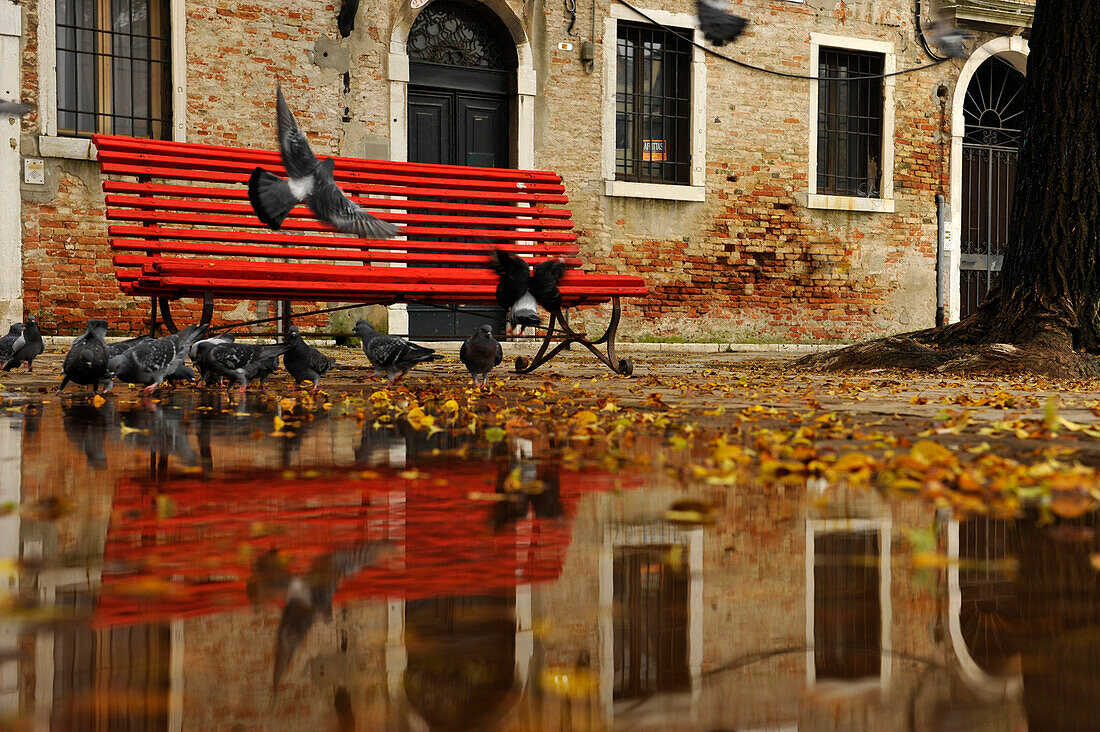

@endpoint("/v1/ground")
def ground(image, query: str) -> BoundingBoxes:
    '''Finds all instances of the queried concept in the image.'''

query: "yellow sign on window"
[642,139,666,161]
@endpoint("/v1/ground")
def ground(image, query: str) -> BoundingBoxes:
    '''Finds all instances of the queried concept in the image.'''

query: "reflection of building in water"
[946,515,1023,699]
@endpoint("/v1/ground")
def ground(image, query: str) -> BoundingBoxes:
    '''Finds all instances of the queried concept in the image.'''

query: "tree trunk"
[803,0,1100,377]
[958,0,1100,352]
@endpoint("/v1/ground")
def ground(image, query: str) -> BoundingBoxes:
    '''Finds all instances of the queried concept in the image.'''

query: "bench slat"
[94,134,564,182]
[107,225,581,255]
[111,244,580,267]
[104,195,576,230]
[102,181,575,219]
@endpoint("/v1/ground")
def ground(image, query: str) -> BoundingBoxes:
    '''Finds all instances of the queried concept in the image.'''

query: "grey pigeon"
[60,318,111,392]
[189,334,235,384]
[353,320,441,387]
[273,543,390,689]
[530,258,567,313]
[284,325,336,391]
[489,249,541,335]
[0,100,33,117]
[106,335,151,358]
[249,86,402,239]
[0,324,24,362]
[3,316,44,372]
[107,324,208,394]
[696,0,748,46]
[460,324,503,387]
[926,13,970,59]
[193,341,291,393]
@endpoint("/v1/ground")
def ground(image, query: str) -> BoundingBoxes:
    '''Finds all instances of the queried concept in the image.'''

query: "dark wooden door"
[407,86,509,338]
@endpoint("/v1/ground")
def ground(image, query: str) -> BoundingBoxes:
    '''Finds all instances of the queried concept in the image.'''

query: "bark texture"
[802,0,1100,377]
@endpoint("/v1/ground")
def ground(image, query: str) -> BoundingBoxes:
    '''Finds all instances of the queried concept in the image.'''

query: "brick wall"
[18,0,1004,341]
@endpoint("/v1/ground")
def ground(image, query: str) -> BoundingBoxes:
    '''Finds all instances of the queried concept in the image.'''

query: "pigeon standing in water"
[489,249,541,335]
[353,320,441,387]
[192,340,291,393]
[530,259,567,314]
[249,86,402,239]
[60,318,111,392]
[3,316,44,372]
[107,324,208,394]
[283,325,336,391]
[925,12,971,59]
[696,0,749,46]
[189,334,235,384]
[0,324,24,362]
[106,335,151,359]
[460,324,503,387]
[273,543,391,689]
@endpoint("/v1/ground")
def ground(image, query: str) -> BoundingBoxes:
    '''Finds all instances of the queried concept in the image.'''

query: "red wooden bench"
[91,134,647,375]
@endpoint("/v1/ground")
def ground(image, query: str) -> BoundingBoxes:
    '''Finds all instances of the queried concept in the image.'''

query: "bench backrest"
[92,134,581,278]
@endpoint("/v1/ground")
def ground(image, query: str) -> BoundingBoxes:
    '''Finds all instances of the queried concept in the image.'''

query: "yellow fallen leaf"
[92,395,106,408]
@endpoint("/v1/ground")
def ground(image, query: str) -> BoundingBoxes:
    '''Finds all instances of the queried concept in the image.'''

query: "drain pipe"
[936,194,948,327]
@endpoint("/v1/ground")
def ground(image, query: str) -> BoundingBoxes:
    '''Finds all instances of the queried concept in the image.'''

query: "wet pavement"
[0,348,1097,729]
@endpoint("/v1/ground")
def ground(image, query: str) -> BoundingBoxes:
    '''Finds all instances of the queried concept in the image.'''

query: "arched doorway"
[958,57,1025,319]
[406,0,517,337]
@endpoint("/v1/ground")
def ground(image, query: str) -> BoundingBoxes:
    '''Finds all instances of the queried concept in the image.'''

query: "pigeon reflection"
[267,543,392,690]
[489,438,564,532]
[61,399,117,468]
[117,400,199,466]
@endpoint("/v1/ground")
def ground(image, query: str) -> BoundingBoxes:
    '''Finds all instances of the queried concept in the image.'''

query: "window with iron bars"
[56,0,172,138]
[816,48,884,198]
[615,21,692,185]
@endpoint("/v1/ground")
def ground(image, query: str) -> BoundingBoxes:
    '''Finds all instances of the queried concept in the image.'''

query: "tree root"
[798,333,1100,379]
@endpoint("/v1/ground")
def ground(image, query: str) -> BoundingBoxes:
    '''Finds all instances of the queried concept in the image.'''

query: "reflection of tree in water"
[1011,510,1100,731]
[404,595,516,730]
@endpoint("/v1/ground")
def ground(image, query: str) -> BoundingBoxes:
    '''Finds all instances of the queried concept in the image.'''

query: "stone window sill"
[807,193,895,213]
[38,135,97,161]
[604,180,706,202]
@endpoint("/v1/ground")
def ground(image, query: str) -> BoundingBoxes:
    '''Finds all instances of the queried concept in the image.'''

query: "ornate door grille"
[960,58,1024,319]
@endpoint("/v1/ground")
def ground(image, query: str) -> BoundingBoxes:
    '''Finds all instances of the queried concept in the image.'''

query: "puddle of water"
[0,393,1094,729]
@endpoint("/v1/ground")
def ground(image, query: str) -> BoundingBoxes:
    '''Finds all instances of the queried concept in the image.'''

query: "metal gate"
[959,58,1024,319]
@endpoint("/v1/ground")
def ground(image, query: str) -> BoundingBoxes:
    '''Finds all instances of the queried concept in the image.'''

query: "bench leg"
[156,291,214,335]
[157,297,179,334]
[148,298,159,337]
[514,297,633,376]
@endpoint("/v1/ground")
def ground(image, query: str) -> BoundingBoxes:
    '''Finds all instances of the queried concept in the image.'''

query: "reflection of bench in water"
[96,462,638,628]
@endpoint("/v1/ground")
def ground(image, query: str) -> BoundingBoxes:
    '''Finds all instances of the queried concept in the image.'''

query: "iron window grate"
[56,0,172,139]
[615,21,692,185]
[816,48,884,198]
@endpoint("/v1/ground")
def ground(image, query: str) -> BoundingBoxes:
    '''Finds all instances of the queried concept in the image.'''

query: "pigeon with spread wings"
[249,86,402,239]
[696,0,748,47]
[489,249,542,335]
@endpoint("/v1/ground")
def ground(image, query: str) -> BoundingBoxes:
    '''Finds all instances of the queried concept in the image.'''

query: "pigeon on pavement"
[460,324,503,387]
[189,334,235,384]
[192,341,292,393]
[283,325,336,391]
[925,12,970,59]
[107,324,208,394]
[353,320,441,387]
[696,0,749,46]
[106,335,151,359]
[273,543,391,689]
[0,324,24,362]
[489,249,541,335]
[0,100,33,117]
[60,318,111,392]
[249,86,401,239]
[3,316,44,372]
[530,258,567,313]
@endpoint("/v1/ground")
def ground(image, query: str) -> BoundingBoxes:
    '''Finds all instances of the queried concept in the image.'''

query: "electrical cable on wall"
[614,0,951,81]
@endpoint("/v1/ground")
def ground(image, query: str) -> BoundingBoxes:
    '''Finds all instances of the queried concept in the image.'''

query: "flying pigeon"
[192,341,292,393]
[249,86,402,239]
[0,324,24,362]
[460,324,503,387]
[60,318,111,392]
[3,316,44,372]
[353,320,441,387]
[696,0,749,47]
[925,12,971,59]
[107,324,208,394]
[273,543,391,689]
[283,325,336,391]
[0,100,33,117]
[337,0,358,37]
[530,258,567,313]
[489,249,541,335]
